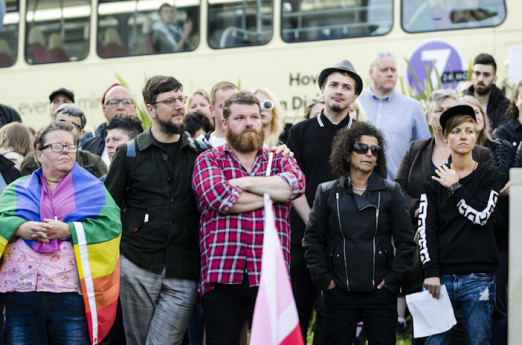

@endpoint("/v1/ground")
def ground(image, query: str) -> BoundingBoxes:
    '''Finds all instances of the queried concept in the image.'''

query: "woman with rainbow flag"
[0,121,122,345]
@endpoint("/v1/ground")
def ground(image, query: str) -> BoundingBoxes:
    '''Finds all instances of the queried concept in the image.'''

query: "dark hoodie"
[469,84,510,131]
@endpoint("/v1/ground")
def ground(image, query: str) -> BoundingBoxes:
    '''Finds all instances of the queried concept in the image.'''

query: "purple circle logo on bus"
[406,40,464,94]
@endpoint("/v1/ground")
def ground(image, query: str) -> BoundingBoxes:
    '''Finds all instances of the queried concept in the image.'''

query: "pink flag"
[250,194,305,345]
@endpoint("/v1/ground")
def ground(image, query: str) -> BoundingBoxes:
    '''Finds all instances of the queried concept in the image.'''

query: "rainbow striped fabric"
[0,163,122,345]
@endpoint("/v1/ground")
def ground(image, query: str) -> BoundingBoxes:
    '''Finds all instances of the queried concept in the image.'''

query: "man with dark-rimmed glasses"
[105,75,206,345]
[80,83,137,167]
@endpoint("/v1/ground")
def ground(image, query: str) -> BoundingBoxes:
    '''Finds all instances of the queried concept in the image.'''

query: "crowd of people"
[0,50,520,345]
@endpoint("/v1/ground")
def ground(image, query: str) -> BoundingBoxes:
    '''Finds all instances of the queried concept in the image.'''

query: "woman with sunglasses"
[253,88,285,147]
[304,121,415,345]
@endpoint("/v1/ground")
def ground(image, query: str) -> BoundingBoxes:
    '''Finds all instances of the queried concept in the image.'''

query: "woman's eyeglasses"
[41,143,78,153]
[353,143,381,157]
[261,100,274,111]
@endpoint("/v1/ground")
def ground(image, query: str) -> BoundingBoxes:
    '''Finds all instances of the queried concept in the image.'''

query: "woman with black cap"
[419,105,500,345]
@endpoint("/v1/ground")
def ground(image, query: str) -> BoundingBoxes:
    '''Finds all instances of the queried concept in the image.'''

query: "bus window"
[97,0,199,58]
[25,0,91,64]
[208,0,273,49]
[281,0,392,42]
[402,0,506,33]
[0,0,18,68]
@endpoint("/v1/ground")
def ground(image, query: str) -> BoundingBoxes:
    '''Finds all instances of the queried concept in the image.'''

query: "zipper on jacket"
[336,192,350,291]
[372,192,381,289]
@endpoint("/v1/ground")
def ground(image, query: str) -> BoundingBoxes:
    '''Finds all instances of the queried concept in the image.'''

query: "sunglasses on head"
[353,143,382,157]
[261,100,274,111]
[375,52,396,58]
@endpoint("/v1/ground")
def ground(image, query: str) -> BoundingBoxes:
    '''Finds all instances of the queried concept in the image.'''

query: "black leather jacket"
[304,172,415,294]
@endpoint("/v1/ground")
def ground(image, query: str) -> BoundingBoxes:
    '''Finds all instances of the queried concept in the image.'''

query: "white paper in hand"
[405,285,457,338]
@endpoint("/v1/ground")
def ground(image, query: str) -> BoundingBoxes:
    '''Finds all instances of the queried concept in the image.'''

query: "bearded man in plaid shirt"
[192,90,305,345]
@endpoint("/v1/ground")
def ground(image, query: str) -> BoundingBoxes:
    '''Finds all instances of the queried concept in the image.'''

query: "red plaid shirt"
[192,144,305,295]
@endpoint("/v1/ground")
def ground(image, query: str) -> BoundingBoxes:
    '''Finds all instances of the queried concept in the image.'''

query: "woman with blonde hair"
[348,101,367,122]
[0,122,33,170]
[253,87,284,147]
[303,97,325,120]
[187,89,213,128]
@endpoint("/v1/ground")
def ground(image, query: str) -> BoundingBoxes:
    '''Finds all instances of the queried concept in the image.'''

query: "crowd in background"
[0,50,520,345]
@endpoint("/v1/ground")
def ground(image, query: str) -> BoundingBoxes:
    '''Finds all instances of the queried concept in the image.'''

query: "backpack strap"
[122,139,136,211]
[195,138,209,150]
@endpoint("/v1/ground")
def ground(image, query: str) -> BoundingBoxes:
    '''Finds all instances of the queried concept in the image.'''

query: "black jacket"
[81,123,107,157]
[304,172,415,294]
[469,84,510,131]
[494,118,522,148]
[0,155,20,187]
[105,129,205,281]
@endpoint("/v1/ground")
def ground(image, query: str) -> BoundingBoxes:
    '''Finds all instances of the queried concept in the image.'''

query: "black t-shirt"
[287,112,353,244]
[162,140,181,167]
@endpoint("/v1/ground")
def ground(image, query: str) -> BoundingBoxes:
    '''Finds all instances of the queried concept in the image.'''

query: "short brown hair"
[473,53,497,74]
[443,115,477,138]
[222,91,260,120]
[210,81,237,106]
[142,75,183,105]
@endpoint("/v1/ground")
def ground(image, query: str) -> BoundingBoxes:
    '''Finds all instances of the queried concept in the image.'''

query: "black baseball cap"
[49,88,75,103]
[440,105,476,132]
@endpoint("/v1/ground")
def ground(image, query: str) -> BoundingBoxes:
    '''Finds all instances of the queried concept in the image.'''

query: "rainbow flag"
[0,163,122,345]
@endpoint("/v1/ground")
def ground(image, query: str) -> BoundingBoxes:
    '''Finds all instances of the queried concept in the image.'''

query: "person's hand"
[14,221,51,242]
[377,280,387,289]
[42,218,72,240]
[432,165,459,188]
[270,144,294,157]
[500,181,510,197]
[414,208,420,218]
[424,277,441,299]
[183,19,193,35]
[327,280,336,290]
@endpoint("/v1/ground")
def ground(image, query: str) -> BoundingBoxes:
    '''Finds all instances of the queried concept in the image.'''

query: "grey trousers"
[119,255,198,345]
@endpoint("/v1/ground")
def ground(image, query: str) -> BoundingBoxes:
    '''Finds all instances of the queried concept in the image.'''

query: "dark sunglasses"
[353,143,382,157]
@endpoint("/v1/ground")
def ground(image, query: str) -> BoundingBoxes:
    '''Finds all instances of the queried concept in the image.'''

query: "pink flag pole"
[250,194,305,345]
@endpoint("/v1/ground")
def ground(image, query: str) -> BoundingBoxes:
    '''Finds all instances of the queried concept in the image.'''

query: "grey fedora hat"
[317,60,363,95]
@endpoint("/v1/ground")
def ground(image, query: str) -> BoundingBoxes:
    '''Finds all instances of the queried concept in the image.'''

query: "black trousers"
[324,287,397,345]
[291,245,318,337]
[201,274,258,345]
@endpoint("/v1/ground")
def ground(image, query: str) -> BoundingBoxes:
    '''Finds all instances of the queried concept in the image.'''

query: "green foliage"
[115,74,152,129]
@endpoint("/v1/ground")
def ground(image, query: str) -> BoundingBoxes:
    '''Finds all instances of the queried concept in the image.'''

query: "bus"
[0,0,521,131]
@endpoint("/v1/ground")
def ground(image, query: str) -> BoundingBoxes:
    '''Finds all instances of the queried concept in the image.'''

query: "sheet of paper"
[406,285,457,338]
[508,45,522,84]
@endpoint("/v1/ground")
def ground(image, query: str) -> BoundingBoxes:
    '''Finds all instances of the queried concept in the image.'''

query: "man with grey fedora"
[287,59,362,343]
